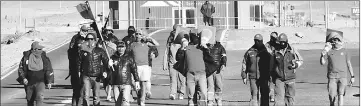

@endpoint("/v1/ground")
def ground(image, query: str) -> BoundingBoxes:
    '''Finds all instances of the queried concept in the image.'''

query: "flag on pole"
[76,3,95,20]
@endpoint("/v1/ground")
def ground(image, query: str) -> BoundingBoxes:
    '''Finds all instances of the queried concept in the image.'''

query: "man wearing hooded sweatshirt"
[241,34,272,106]
[67,25,88,106]
[17,41,54,106]
[176,33,214,106]
[78,33,110,106]
[163,24,187,100]
[122,26,137,49]
[265,32,279,102]
[201,1,215,26]
[320,31,355,106]
[271,33,303,106]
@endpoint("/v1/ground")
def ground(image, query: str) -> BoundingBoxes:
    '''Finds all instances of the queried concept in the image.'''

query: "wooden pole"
[309,1,312,22]
[226,1,229,29]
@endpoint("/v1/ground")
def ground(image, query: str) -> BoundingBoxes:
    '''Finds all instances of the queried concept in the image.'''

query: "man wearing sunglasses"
[17,41,54,106]
[241,34,272,106]
[108,41,140,105]
[67,25,88,106]
[78,33,110,106]
[320,31,355,106]
[271,33,303,106]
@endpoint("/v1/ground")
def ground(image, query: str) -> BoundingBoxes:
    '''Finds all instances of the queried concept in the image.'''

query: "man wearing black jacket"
[17,41,54,106]
[206,34,227,106]
[67,25,88,106]
[241,34,272,106]
[109,41,140,105]
[78,33,110,106]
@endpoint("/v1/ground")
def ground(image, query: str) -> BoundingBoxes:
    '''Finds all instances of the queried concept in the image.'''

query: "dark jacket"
[241,45,271,80]
[272,45,303,81]
[17,50,54,85]
[201,2,215,17]
[207,42,227,70]
[122,35,137,55]
[148,46,159,67]
[78,47,109,77]
[68,32,86,75]
[109,52,139,85]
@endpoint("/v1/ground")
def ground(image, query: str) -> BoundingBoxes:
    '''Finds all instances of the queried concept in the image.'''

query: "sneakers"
[270,96,275,102]
[178,93,184,100]
[146,92,152,100]
[169,94,176,100]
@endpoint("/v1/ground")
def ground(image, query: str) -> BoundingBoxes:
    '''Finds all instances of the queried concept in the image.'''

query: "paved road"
[1,29,359,106]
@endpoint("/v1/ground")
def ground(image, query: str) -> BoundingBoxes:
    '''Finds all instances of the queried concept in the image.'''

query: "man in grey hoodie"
[201,1,215,26]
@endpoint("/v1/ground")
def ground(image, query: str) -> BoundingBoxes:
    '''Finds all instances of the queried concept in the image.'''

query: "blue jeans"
[113,85,131,106]
[273,79,295,106]
[25,82,45,106]
[187,72,207,106]
[207,68,224,105]
[82,76,101,106]
[169,64,186,96]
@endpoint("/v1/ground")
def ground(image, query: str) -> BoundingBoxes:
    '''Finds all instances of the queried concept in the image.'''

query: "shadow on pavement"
[224,100,249,103]
[51,84,72,89]
[353,94,360,97]
[296,81,327,85]
[146,102,183,105]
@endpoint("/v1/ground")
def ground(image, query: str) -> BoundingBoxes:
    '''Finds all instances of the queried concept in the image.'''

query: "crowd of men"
[15,3,355,105]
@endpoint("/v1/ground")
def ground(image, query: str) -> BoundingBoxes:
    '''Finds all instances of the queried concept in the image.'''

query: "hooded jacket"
[272,45,303,81]
[109,52,139,85]
[17,50,54,85]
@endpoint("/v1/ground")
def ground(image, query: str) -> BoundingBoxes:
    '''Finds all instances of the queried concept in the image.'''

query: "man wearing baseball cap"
[271,33,303,106]
[17,41,54,106]
[108,41,140,105]
[320,30,355,106]
[241,34,271,106]
[67,25,89,106]
[265,31,279,102]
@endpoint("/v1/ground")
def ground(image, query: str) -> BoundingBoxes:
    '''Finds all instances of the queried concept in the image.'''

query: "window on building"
[250,4,263,22]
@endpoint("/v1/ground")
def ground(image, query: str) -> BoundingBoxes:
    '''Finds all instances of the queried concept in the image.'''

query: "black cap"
[116,41,126,47]
[128,26,136,34]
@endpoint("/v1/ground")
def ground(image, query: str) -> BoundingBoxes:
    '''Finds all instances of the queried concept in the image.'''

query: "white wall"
[118,1,129,30]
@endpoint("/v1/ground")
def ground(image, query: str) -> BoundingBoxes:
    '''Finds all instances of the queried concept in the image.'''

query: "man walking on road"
[265,32,279,102]
[130,29,159,105]
[109,41,141,106]
[67,25,88,106]
[241,34,272,106]
[271,33,303,106]
[17,41,54,106]
[206,30,227,106]
[78,33,110,106]
[201,1,215,26]
[163,24,186,100]
[176,32,213,106]
[320,31,355,106]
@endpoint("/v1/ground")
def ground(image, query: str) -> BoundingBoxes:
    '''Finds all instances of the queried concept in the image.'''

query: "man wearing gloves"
[271,33,303,106]
[241,34,271,106]
[320,30,355,106]
[17,41,54,106]
[109,41,140,106]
